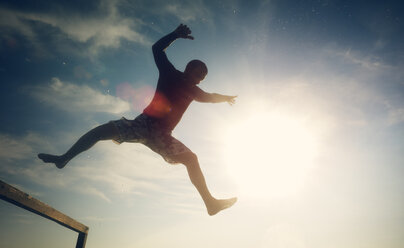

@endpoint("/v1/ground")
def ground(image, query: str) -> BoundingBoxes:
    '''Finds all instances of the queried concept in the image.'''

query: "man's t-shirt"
[143,32,205,131]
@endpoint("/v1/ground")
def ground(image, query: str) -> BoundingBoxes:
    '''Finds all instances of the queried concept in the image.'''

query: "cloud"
[0,7,46,56]
[9,183,43,198]
[0,132,49,160]
[80,216,119,222]
[337,48,390,71]
[164,1,213,23]
[30,77,130,114]
[0,0,150,57]
[224,41,404,133]
[327,49,404,126]
[67,142,188,197]
[3,163,112,202]
[0,0,216,58]
[72,163,163,197]
[79,186,112,203]
[0,8,33,38]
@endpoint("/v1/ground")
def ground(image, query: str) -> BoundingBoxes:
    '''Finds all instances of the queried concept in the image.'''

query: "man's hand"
[225,95,237,106]
[174,24,194,40]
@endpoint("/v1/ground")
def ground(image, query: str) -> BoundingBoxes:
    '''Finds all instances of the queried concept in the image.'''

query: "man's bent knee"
[185,152,198,165]
[92,122,120,141]
[170,152,198,167]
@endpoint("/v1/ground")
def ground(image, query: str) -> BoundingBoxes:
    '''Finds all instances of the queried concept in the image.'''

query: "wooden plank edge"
[0,180,89,234]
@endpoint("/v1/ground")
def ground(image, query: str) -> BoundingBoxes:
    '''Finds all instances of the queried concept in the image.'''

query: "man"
[38,24,237,216]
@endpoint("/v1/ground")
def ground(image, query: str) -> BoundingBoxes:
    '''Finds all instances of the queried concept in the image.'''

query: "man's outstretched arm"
[194,88,237,105]
[152,24,194,72]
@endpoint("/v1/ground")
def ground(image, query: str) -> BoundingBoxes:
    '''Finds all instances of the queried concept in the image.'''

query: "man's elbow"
[152,43,158,53]
[153,43,165,56]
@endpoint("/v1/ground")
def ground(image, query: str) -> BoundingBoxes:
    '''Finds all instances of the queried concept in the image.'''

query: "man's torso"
[143,69,197,131]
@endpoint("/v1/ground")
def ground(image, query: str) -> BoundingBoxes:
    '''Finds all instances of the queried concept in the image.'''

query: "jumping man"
[38,24,237,216]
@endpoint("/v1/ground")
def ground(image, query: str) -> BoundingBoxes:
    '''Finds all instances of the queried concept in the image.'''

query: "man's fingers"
[175,24,193,39]
[227,95,237,106]
[184,26,191,35]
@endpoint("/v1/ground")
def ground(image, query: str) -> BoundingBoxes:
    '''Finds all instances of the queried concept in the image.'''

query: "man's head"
[184,59,208,84]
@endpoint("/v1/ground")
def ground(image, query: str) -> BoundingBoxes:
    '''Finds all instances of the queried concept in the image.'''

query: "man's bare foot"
[207,197,237,216]
[38,153,68,169]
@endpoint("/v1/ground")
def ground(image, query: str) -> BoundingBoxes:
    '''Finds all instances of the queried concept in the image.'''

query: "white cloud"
[0,132,49,160]
[0,7,47,57]
[0,0,150,57]
[9,183,43,198]
[224,43,404,133]
[80,216,119,222]
[0,134,33,160]
[30,77,130,114]
[338,49,389,71]
[0,8,33,38]
[164,1,212,23]
[265,46,404,129]
[79,186,112,203]
[327,49,404,126]
[0,0,216,58]
[67,142,188,197]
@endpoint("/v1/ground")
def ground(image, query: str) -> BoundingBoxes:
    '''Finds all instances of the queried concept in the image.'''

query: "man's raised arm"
[152,24,194,72]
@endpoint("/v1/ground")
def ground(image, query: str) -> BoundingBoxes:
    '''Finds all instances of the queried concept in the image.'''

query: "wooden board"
[0,179,88,234]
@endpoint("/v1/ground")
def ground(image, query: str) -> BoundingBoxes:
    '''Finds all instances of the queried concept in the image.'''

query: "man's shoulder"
[161,67,181,77]
[188,84,205,98]
[175,69,183,76]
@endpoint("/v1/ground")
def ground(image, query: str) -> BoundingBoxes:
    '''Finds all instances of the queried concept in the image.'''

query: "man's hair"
[185,59,208,75]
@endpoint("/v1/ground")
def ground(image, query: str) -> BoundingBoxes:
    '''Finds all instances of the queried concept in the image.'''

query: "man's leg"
[38,122,119,169]
[169,152,237,216]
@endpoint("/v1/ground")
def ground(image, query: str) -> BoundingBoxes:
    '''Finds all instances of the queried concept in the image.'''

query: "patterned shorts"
[110,114,192,164]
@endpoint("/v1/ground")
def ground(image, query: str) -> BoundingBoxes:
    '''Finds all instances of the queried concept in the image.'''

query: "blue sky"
[1,0,404,248]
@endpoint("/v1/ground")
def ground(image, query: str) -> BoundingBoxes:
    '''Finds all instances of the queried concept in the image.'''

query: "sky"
[0,0,403,247]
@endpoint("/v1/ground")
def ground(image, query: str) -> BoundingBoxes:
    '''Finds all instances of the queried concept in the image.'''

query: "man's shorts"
[110,114,192,164]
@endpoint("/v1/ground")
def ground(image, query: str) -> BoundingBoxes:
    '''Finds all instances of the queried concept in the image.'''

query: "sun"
[223,111,318,199]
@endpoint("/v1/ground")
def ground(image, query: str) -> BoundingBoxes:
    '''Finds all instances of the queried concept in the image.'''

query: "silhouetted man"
[38,24,237,216]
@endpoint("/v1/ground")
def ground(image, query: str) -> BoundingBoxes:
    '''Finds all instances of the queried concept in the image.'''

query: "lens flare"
[116,83,157,113]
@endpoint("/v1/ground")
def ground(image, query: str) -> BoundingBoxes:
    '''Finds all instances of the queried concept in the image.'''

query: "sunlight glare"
[223,111,318,199]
